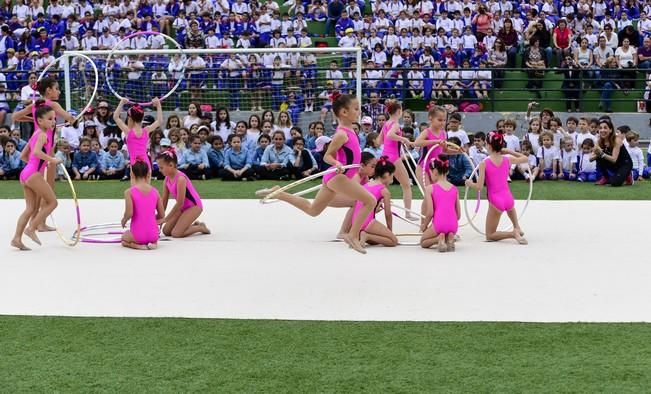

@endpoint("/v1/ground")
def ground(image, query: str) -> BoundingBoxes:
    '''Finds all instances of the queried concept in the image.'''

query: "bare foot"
[447,240,455,252]
[255,186,280,198]
[437,241,447,253]
[454,234,461,242]
[343,233,367,254]
[10,239,31,251]
[24,228,42,246]
[405,212,420,221]
[37,224,56,232]
[359,231,368,247]
[335,232,346,240]
[147,243,158,250]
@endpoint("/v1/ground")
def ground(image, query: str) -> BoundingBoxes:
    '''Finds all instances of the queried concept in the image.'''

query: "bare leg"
[337,207,354,239]
[171,206,209,238]
[121,231,148,250]
[446,233,456,251]
[162,211,181,236]
[361,221,398,247]
[271,186,337,217]
[485,204,517,242]
[393,160,414,216]
[327,175,376,254]
[437,233,447,252]
[11,185,38,250]
[420,225,438,249]
[24,175,58,245]
[35,163,57,232]
[505,207,527,244]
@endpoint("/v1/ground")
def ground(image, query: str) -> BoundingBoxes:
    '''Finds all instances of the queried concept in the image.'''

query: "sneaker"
[595,177,608,185]
[201,174,206,180]
[625,174,634,186]
[120,176,129,182]
[241,177,247,181]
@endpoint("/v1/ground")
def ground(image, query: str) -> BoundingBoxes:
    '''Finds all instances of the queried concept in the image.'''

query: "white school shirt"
[408,70,424,89]
[81,36,98,50]
[399,35,413,50]
[560,149,578,172]
[477,69,492,82]
[383,34,399,49]
[482,35,497,50]
[339,35,357,49]
[447,129,470,146]
[626,146,645,173]
[449,36,463,50]
[13,4,29,21]
[639,18,651,34]
[436,18,454,32]
[537,146,560,170]
[98,34,117,49]
[61,124,82,149]
[462,34,478,49]
[446,70,460,86]
[524,133,541,155]
[504,134,521,151]
[152,3,167,18]
[577,152,596,172]
[205,35,221,49]
[469,145,489,166]
[395,18,413,31]
[576,132,597,148]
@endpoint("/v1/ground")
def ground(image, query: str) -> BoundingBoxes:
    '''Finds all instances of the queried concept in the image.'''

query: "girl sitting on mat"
[354,156,398,248]
[378,100,415,220]
[120,159,165,250]
[157,148,211,238]
[255,93,376,254]
[465,131,529,245]
[113,97,163,183]
[11,103,60,250]
[13,77,78,233]
[420,155,460,252]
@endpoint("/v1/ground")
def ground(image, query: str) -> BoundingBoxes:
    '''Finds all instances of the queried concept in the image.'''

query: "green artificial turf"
[1,317,651,392]
[1,179,650,200]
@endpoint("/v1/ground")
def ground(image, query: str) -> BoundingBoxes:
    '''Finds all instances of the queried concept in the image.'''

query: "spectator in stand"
[599,56,621,113]
[497,18,519,68]
[472,5,493,41]
[560,55,582,113]
[362,92,386,129]
[601,24,619,52]
[615,37,637,94]
[638,37,651,69]
[488,39,508,89]
[524,37,547,98]
[618,24,641,48]
[326,0,344,36]
[552,19,573,66]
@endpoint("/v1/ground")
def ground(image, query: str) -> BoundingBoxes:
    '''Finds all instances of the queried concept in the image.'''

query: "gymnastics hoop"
[260,164,361,203]
[419,141,480,227]
[263,184,322,204]
[400,144,425,198]
[395,232,422,246]
[105,31,185,106]
[392,211,420,228]
[463,158,534,236]
[71,222,123,244]
[36,52,99,128]
[49,163,81,247]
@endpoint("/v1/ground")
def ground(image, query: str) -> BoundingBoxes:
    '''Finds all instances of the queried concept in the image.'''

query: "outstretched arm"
[465,161,486,191]
[113,97,130,133]
[147,97,163,131]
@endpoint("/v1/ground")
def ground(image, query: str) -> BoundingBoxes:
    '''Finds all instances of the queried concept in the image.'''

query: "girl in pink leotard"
[465,131,529,244]
[14,77,78,232]
[113,97,163,183]
[336,152,377,238]
[11,104,61,250]
[255,93,376,254]
[120,159,165,250]
[351,156,399,247]
[379,101,415,218]
[157,149,211,238]
[420,155,461,252]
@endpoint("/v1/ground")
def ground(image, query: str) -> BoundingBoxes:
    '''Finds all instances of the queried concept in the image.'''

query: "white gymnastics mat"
[0,199,648,322]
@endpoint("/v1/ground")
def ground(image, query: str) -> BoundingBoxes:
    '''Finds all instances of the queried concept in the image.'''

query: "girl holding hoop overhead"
[378,100,415,219]
[414,106,456,189]
[256,93,376,254]
[113,97,163,183]
[120,159,166,250]
[420,156,461,253]
[465,131,529,245]
[11,104,60,250]
[156,149,211,238]
[13,77,77,233]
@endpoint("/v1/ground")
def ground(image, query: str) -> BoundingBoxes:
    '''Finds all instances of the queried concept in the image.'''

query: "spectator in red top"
[552,19,572,66]
[497,18,518,68]
[472,5,493,42]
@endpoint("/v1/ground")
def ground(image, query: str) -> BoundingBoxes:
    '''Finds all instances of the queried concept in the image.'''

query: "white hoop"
[463,158,534,236]
[104,31,185,105]
[37,53,99,127]
[263,184,322,204]
[400,144,425,198]
[260,164,361,203]
[49,163,81,247]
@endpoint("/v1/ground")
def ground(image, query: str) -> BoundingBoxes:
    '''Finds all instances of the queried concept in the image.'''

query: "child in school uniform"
[559,136,578,180]
[577,139,598,182]
[537,131,560,180]
[625,131,646,181]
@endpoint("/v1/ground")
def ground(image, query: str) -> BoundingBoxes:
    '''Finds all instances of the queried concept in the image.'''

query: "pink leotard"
[129,186,160,245]
[19,130,53,184]
[351,182,385,232]
[164,170,203,212]
[126,127,151,169]
[419,128,446,173]
[380,120,401,162]
[431,183,459,235]
[484,156,515,212]
[322,126,361,185]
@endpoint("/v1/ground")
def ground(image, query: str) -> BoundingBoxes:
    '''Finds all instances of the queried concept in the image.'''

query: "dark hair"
[566,116,579,125]
[598,118,616,148]
[448,136,462,146]
[216,107,231,127]
[188,102,203,118]
[429,154,450,174]
[292,136,305,146]
[374,155,396,178]
[617,125,631,134]
[36,76,58,95]
[258,134,271,143]
[332,93,356,116]
[127,105,144,123]
[448,112,462,122]
[166,114,180,129]
[131,159,149,178]
[229,134,241,144]
[157,148,178,165]
[107,138,119,147]
[361,151,375,165]
[386,99,401,115]
[521,140,533,152]
[272,130,285,141]
[35,103,54,121]
[487,131,506,151]
[261,110,275,124]
[189,135,201,144]
[581,138,595,149]
[474,131,486,141]
[248,114,261,129]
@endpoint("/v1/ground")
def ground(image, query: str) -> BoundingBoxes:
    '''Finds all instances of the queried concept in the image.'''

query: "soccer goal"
[62,45,362,125]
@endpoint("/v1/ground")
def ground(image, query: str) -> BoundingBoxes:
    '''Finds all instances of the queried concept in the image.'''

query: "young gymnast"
[420,155,460,252]
[14,77,77,232]
[113,97,163,182]
[11,103,60,250]
[157,149,211,238]
[256,93,376,254]
[336,152,377,239]
[120,159,165,250]
[378,100,414,216]
[465,131,529,245]
[353,156,398,247]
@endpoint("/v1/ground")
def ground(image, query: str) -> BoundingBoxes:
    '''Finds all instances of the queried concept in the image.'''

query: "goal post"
[63,46,363,128]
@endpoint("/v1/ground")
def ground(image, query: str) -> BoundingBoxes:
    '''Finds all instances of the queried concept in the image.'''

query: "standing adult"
[472,5,493,42]
[325,0,344,36]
